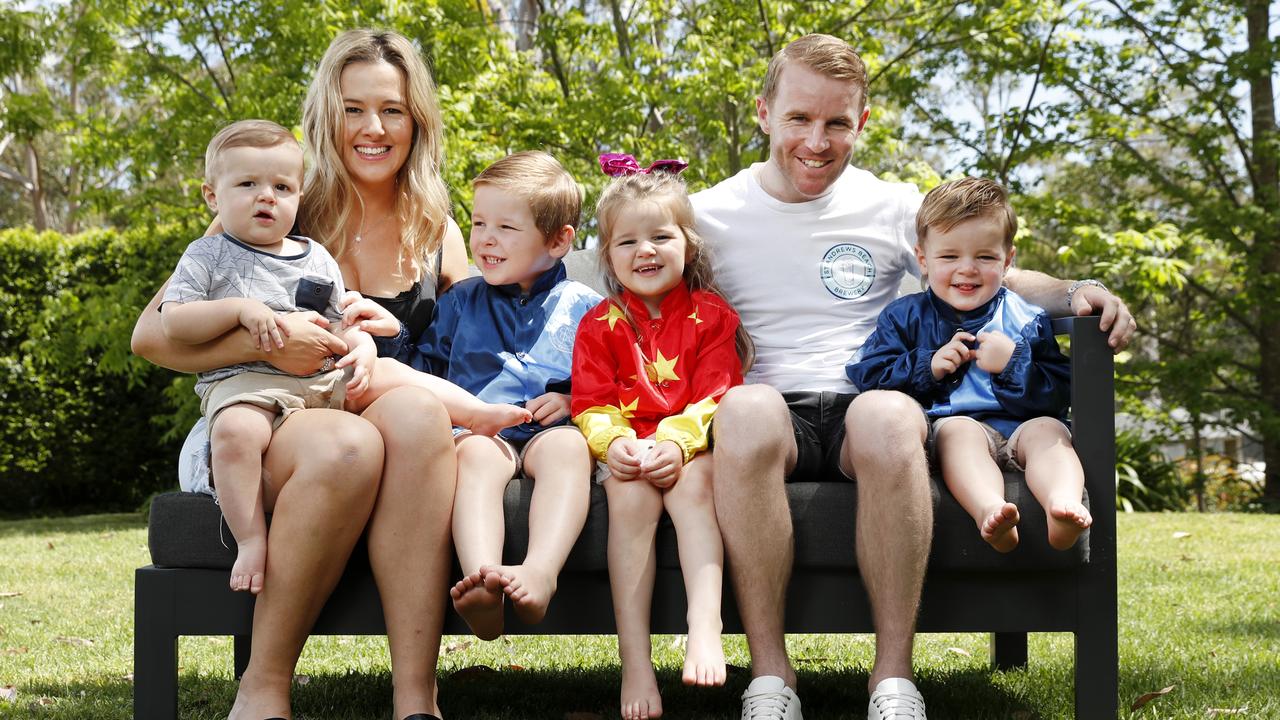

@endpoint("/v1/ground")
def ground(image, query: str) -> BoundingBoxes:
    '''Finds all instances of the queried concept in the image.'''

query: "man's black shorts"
[784,390,857,481]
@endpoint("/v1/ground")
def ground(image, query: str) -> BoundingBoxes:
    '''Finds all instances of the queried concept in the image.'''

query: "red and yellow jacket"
[571,283,744,463]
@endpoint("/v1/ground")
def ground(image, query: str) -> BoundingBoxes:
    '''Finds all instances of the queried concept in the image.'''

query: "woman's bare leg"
[661,455,726,687]
[228,409,384,720]
[359,387,458,719]
[604,473,664,720]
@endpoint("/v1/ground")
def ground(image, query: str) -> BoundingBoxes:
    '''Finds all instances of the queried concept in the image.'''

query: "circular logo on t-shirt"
[820,244,876,299]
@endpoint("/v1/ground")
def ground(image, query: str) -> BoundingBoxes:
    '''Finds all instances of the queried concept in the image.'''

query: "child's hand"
[640,440,684,489]
[337,331,377,401]
[606,437,644,481]
[526,392,571,426]
[931,331,975,380]
[974,331,1016,375]
[339,294,402,337]
[239,299,288,352]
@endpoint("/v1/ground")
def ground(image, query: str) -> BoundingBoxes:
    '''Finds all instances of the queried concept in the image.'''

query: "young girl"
[572,154,753,720]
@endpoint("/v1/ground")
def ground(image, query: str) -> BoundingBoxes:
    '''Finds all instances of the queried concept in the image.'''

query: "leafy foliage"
[2,0,1278,509]
[0,225,197,514]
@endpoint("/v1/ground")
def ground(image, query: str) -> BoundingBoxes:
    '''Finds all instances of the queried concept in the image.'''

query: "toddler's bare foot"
[1047,499,1092,550]
[450,570,505,640]
[484,563,557,626]
[468,404,533,437]
[979,502,1021,553]
[681,626,726,686]
[230,535,267,594]
[620,663,663,719]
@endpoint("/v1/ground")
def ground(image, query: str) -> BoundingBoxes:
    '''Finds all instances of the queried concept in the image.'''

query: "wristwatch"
[1066,278,1108,308]
[320,356,336,372]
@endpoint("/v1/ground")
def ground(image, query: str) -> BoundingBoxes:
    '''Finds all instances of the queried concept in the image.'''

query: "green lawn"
[0,513,1275,719]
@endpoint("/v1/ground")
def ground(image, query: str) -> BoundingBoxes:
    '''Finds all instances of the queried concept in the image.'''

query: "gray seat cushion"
[149,473,1087,573]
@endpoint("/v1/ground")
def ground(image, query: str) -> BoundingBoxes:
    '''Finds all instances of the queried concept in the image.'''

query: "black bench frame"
[134,316,1116,718]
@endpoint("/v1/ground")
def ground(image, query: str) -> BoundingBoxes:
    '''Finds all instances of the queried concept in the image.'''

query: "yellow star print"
[645,350,681,383]
[597,304,627,331]
[688,309,703,324]
[617,397,639,419]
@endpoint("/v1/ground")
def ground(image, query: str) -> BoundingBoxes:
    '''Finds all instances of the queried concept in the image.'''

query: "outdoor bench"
[134,257,1117,719]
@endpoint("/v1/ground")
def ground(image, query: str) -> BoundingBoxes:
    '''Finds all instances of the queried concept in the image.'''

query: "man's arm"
[1004,267,1136,351]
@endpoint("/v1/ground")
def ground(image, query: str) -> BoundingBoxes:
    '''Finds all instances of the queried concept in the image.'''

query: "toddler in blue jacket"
[847,177,1091,553]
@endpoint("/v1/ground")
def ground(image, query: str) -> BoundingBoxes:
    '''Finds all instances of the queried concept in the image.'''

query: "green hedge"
[0,223,203,515]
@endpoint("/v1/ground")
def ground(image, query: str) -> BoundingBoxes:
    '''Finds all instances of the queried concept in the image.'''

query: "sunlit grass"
[0,513,1275,718]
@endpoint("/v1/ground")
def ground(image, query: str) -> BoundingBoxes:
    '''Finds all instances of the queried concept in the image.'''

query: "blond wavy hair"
[299,29,449,269]
[595,172,754,371]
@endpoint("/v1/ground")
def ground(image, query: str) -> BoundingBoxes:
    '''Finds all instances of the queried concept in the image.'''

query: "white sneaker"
[740,675,803,720]
[867,677,927,719]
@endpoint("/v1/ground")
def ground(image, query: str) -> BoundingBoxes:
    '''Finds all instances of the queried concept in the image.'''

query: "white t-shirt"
[692,164,922,393]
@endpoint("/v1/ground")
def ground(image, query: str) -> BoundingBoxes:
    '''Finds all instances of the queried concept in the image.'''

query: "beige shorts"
[930,416,1070,472]
[200,368,349,433]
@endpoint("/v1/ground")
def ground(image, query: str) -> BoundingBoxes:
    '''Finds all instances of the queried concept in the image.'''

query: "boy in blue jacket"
[345,152,599,640]
[846,177,1091,553]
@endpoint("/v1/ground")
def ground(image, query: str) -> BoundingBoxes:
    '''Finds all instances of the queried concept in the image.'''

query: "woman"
[131,29,467,720]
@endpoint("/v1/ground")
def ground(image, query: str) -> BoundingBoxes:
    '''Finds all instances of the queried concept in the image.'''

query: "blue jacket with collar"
[845,287,1070,438]
[407,261,602,442]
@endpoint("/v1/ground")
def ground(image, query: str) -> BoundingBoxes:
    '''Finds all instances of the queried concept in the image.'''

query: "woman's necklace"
[353,211,392,243]
[352,191,395,243]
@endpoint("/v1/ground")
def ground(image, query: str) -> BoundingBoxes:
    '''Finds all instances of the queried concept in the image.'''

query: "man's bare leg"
[228,410,383,720]
[841,390,932,692]
[361,388,458,719]
[712,385,798,687]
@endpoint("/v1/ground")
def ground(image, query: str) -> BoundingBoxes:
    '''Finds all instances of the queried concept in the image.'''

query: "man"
[691,34,1135,720]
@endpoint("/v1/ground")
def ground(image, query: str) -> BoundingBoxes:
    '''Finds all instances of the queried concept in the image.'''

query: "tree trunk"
[605,0,631,68]
[25,142,49,231]
[67,59,82,235]
[1246,0,1280,503]
[515,0,539,52]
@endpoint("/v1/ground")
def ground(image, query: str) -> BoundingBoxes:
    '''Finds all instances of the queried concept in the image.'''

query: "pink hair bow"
[598,153,688,177]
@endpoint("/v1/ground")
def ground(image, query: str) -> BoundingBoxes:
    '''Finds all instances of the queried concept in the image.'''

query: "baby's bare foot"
[230,536,266,594]
[681,627,726,687]
[980,502,1021,553]
[1047,499,1092,550]
[469,404,533,437]
[620,663,663,719]
[450,570,505,640]
[484,563,557,626]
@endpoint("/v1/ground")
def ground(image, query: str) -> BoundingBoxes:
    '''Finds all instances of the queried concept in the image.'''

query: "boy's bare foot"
[1047,499,1092,550]
[450,570,505,640]
[620,663,663,719]
[980,502,1021,553]
[681,627,726,686]
[469,404,533,437]
[230,535,267,594]
[483,563,557,626]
